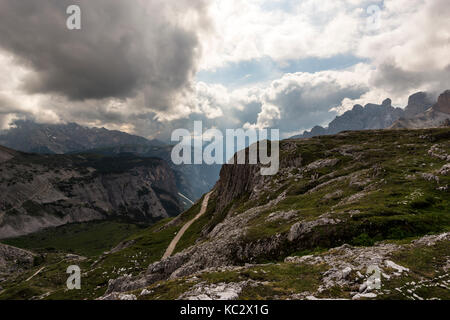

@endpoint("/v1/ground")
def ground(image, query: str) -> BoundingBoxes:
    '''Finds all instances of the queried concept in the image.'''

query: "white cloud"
[0,0,448,139]
[200,0,376,70]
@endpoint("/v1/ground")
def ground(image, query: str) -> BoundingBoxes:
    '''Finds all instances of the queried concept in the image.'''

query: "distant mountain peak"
[292,90,439,139]
[382,98,392,106]
[0,120,165,154]
[390,90,450,129]
[435,90,450,114]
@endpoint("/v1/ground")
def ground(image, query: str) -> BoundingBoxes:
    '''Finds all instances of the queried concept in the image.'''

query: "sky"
[0,0,449,140]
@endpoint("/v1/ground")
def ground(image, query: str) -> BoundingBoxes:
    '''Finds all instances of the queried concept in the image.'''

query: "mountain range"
[0,120,221,203]
[0,145,182,239]
[293,90,449,139]
[0,120,164,154]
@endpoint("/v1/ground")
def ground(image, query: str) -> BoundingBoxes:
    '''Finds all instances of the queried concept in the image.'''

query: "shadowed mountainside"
[0,121,221,202]
[0,120,164,154]
[0,146,182,239]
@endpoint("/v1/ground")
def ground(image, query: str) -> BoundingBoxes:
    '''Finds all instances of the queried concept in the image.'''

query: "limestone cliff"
[0,147,182,239]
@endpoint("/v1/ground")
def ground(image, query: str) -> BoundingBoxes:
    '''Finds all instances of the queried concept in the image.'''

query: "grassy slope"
[1,128,449,300]
[0,195,209,300]
[1,221,144,257]
[241,129,450,252]
[0,218,181,300]
[131,128,450,300]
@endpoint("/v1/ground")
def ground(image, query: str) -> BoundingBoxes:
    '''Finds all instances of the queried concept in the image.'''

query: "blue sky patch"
[197,54,367,88]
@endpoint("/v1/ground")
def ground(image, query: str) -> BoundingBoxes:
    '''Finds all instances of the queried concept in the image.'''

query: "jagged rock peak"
[435,90,450,114]
[352,104,364,112]
[382,98,392,106]
[404,92,433,118]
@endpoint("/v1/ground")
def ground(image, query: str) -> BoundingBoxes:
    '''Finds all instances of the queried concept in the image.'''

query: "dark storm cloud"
[371,62,450,100]
[267,78,368,132]
[371,63,427,94]
[0,0,208,108]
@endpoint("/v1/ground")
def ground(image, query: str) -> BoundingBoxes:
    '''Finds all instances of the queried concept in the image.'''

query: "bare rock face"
[215,162,262,212]
[0,146,16,163]
[390,90,450,129]
[434,90,450,114]
[0,149,182,239]
[0,243,34,277]
[403,92,433,118]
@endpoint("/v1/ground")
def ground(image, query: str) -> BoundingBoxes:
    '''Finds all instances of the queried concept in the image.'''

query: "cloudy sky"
[0,0,449,139]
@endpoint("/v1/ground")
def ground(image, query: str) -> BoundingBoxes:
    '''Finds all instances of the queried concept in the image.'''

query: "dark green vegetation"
[13,151,164,176]
[379,240,450,300]
[0,196,212,300]
[2,221,144,257]
[0,218,182,300]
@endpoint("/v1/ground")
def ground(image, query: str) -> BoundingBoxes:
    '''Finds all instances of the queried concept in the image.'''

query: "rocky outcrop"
[434,90,450,114]
[294,98,405,139]
[179,281,248,300]
[390,90,450,129]
[0,147,182,239]
[214,162,262,212]
[0,243,35,279]
[403,92,434,119]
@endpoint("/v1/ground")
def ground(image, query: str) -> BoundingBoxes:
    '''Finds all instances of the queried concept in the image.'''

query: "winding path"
[162,192,212,260]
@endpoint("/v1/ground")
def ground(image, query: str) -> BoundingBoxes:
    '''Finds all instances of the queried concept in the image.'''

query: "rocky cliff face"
[434,90,450,114]
[82,144,222,203]
[403,92,434,118]
[390,90,450,129]
[0,148,182,239]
